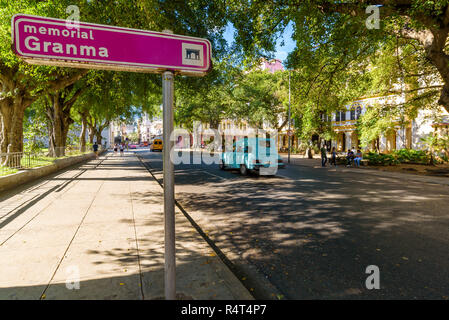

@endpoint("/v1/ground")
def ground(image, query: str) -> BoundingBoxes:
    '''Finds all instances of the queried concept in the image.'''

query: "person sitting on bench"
[346,149,354,167]
[354,149,363,167]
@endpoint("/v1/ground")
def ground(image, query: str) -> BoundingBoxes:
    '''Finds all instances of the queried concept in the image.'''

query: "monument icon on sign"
[182,43,203,66]
[185,49,200,61]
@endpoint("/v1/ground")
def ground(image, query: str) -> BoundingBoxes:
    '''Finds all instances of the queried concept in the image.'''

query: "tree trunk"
[209,120,220,130]
[47,96,63,157]
[1,67,86,165]
[96,120,110,147]
[79,114,87,152]
[0,98,28,166]
[419,29,449,114]
[46,93,74,158]
[96,131,102,146]
[306,147,313,159]
[88,125,95,145]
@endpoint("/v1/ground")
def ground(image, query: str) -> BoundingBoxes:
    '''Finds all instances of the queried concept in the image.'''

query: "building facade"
[259,58,284,73]
[139,112,162,142]
[329,94,449,153]
[108,121,138,145]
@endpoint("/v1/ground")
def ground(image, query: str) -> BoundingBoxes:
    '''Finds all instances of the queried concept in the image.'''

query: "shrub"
[364,149,433,166]
[393,149,429,164]
[365,152,399,166]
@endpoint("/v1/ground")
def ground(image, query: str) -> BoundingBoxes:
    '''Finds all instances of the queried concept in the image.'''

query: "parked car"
[150,139,163,152]
[219,137,285,176]
[128,144,137,149]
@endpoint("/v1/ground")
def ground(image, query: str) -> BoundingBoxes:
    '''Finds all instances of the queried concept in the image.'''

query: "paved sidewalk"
[0,152,252,300]
[281,154,449,187]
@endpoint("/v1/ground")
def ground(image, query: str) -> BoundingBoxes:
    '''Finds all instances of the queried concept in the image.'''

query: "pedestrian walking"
[330,146,337,167]
[320,145,328,167]
[93,141,99,159]
[120,143,124,156]
[113,143,118,155]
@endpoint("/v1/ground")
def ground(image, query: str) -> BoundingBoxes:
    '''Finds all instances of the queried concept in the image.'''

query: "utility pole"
[288,70,291,164]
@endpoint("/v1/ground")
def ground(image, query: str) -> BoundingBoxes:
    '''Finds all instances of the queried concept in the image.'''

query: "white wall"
[412,109,437,150]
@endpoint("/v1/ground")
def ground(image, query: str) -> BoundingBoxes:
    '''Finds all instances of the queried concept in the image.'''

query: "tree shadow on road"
[133,166,449,300]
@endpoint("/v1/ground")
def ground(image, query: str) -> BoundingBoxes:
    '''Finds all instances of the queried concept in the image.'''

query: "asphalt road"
[138,150,449,300]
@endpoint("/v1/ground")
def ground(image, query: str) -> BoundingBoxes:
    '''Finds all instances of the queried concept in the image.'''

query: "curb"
[284,157,449,187]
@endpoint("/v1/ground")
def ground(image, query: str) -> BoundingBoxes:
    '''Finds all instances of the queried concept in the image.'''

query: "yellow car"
[150,139,163,152]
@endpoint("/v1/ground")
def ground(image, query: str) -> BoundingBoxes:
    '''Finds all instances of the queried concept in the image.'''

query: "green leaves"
[1,0,231,134]
[175,59,236,128]
[227,1,449,146]
[174,59,288,131]
[232,69,288,129]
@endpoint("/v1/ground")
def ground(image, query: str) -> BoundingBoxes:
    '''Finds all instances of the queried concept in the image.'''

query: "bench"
[333,156,368,166]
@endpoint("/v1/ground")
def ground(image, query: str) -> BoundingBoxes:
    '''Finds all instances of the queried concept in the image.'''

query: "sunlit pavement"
[138,149,449,300]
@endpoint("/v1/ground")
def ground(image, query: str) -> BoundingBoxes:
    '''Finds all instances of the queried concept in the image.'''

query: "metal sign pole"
[162,70,176,300]
[288,70,291,164]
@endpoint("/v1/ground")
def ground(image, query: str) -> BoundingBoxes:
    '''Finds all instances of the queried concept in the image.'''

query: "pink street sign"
[12,14,212,76]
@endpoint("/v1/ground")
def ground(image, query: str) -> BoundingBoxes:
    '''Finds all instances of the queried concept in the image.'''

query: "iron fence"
[0,145,100,176]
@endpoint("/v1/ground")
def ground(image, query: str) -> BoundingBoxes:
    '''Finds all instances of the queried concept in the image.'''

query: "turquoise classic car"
[219,137,285,176]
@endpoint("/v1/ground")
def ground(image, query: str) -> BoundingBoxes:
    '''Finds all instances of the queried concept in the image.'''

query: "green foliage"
[393,149,429,164]
[127,132,139,143]
[23,105,47,153]
[365,149,432,166]
[74,71,148,126]
[231,69,288,129]
[1,0,232,153]
[356,103,402,148]
[227,0,449,147]
[421,134,449,162]
[175,58,289,132]
[67,123,81,146]
[364,152,400,166]
[175,59,238,129]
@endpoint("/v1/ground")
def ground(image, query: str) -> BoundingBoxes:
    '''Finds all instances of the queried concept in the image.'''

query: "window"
[356,106,362,119]
[336,112,340,122]
[350,108,356,120]
[340,110,346,121]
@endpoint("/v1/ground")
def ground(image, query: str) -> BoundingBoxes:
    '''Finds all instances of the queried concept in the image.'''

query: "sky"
[223,22,296,64]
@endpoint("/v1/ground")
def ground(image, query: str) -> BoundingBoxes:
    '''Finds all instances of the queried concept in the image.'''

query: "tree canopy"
[0,0,231,159]
[2,0,449,163]
[226,0,449,153]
